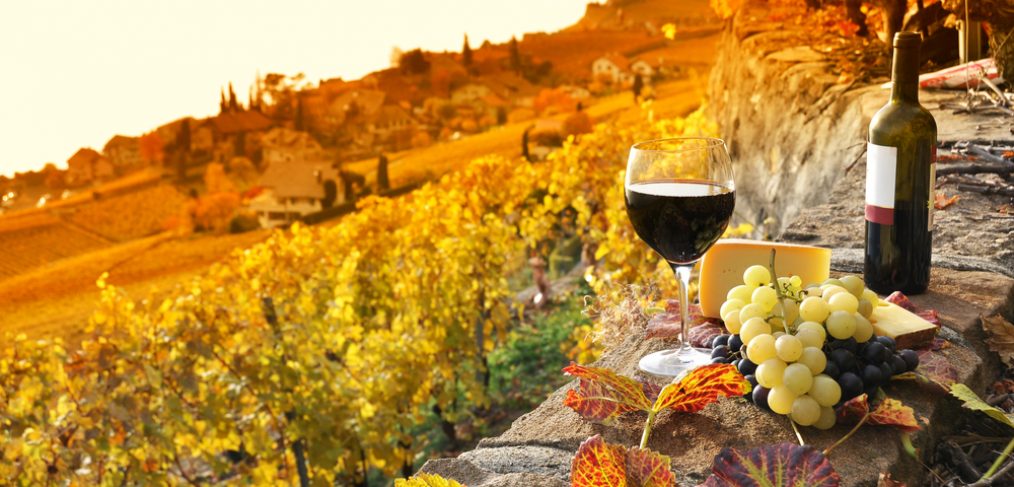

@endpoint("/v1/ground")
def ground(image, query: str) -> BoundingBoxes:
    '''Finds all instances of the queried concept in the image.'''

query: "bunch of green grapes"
[710,267,877,429]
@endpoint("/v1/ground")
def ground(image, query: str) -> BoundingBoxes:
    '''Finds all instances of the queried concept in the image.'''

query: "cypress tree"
[508,36,522,73]
[228,82,239,111]
[220,88,227,114]
[462,34,473,67]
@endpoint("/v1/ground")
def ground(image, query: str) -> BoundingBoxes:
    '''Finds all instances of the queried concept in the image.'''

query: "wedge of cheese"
[869,302,938,349]
[699,239,832,318]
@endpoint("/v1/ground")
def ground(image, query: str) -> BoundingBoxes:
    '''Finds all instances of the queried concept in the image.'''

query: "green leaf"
[703,443,840,486]
[950,383,1014,429]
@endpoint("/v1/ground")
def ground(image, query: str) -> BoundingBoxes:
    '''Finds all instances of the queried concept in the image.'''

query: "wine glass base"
[638,347,714,379]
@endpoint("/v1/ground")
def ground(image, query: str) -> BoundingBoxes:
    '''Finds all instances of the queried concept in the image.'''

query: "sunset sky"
[0,0,591,176]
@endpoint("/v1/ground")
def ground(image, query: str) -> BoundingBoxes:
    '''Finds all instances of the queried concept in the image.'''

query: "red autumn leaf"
[688,322,726,348]
[652,364,750,413]
[914,350,959,391]
[702,443,841,486]
[563,363,653,423]
[626,447,677,487]
[572,435,628,487]
[934,192,960,210]
[647,303,722,346]
[837,394,921,432]
[884,292,917,312]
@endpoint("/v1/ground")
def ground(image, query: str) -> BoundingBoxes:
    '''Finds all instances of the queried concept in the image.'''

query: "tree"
[632,75,644,100]
[508,36,522,73]
[204,162,235,194]
[521,126,532,162]
[399,49,431,75]
[42,163,64,189]
[228,82,239,111]
[462,34,473,67]
[377,153,390,191]
[219,88,227,114]
[178,119,191,154]
[322,179,337,209]
[139,131,164,166]
[295,94,305,132]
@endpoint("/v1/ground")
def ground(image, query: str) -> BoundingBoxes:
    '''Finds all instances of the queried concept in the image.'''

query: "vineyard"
[0,104,729,485]
[0,214,110,280]
[68,184,188,242]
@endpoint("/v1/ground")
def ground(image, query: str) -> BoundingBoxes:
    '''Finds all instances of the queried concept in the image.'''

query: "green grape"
[840,275,865,298]
[789,275,803,288]
[797,347,827,375]
[727,285,753,304]
[822,278,845,288]
[790,395,821,426]
[796,321,826,340]
[743,265,771,287]
[814,406,837,430]
[799,297,830,323]
[720,299,746,319]
[756,358,787,388]
[723,310,743,334]
[740,317,771,344]
[739,303,767,323]
[782,363,813,395]
[782,299,799,324]
[852,313,873,342]
[772,331,786,339]
[861,288,879,306]
[821,285,848,300]
[809,375,842,407]
[825,310,857,340]
[795,329,825,349]
[858,298,874,318]
[775,334,803,362]
[751,285,778,311]
[827,292,859,314]
[748,334,777,364]
[768,315,785,333]
[768,385,797,415]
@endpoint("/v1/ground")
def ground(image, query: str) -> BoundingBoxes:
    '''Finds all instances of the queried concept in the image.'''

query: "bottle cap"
[893,32,921,48]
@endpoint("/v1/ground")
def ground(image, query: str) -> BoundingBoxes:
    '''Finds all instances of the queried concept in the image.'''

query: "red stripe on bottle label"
[865,204,894,225]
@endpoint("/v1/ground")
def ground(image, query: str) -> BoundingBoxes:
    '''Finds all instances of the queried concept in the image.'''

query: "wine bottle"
[864,32,937,295]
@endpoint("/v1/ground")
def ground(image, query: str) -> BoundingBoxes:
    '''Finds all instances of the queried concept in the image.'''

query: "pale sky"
[0,0,592,176]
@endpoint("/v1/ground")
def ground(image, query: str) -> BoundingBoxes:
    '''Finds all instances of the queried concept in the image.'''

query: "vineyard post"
[261,298,310,487]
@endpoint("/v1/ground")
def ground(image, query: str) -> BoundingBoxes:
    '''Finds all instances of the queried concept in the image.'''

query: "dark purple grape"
[728,334,743,353]
[712,334,730,348]
[711,345,730,359]
[889,355,908,376]
[863,364,884,386]
[863,341,888,364]
[830,348,857,372]
[879,361,894,380]
[823,361,841,380]
[900,349,919,371]
[711,357,730,364]
[875,335,897,352]
[828,338,858,353]
[753,386,771,410]
[738,358,757,376]
[838,372,864,399]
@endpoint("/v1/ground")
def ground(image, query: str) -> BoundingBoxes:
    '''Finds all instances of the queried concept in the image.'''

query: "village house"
[65,148,115,187]
[592,54,635,85]
[631,58,657,79]
[102,135,142,172]
[372,105,416,151]
[326,89,386,132]
[193,110,273,162]
[451,83,492,105]
[248,161,339,228]
[260,127,327,166]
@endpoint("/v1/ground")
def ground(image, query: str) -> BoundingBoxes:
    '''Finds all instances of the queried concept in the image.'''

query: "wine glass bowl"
[625,137,736,377]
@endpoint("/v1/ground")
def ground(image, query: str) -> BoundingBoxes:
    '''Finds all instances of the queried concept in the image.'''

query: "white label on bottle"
[865,142,897,225]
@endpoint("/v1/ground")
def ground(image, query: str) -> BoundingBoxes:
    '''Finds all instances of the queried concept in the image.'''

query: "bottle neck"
[890,46,920,103]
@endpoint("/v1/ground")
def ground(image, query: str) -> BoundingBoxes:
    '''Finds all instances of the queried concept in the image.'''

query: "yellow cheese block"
[869,302,937,349]
[699,239,832,318]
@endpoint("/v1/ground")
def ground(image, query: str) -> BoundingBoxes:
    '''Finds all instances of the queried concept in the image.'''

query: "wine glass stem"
[672,264,694,353]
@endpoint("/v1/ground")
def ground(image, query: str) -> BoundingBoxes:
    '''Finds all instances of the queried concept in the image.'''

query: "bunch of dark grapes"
[823,335,919,401]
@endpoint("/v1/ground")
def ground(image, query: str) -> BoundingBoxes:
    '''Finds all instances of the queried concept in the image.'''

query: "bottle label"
[865,142,897,225]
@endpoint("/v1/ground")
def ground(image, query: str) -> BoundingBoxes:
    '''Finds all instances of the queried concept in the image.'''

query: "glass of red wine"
[625,137,736,377]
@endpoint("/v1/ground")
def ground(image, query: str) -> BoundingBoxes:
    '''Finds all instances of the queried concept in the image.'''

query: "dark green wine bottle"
[864,32,937,295]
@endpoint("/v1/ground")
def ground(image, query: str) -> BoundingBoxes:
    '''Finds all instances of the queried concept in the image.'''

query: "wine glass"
[625,137,736,377]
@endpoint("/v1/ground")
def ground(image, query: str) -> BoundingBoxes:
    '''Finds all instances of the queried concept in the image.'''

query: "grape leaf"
[687,322,726,348]
[626,447,677,487]
[571,435,629,487]
[884,292,917,312]
[395,473,465,487]
[981,314,1014,368]
[837,394,920,432]
[564,363,653,423]
[949,383,1014,429]
[913,350,958,391]
[702,443,840,486]
[646,303,717,344]
[652,364,750,414]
